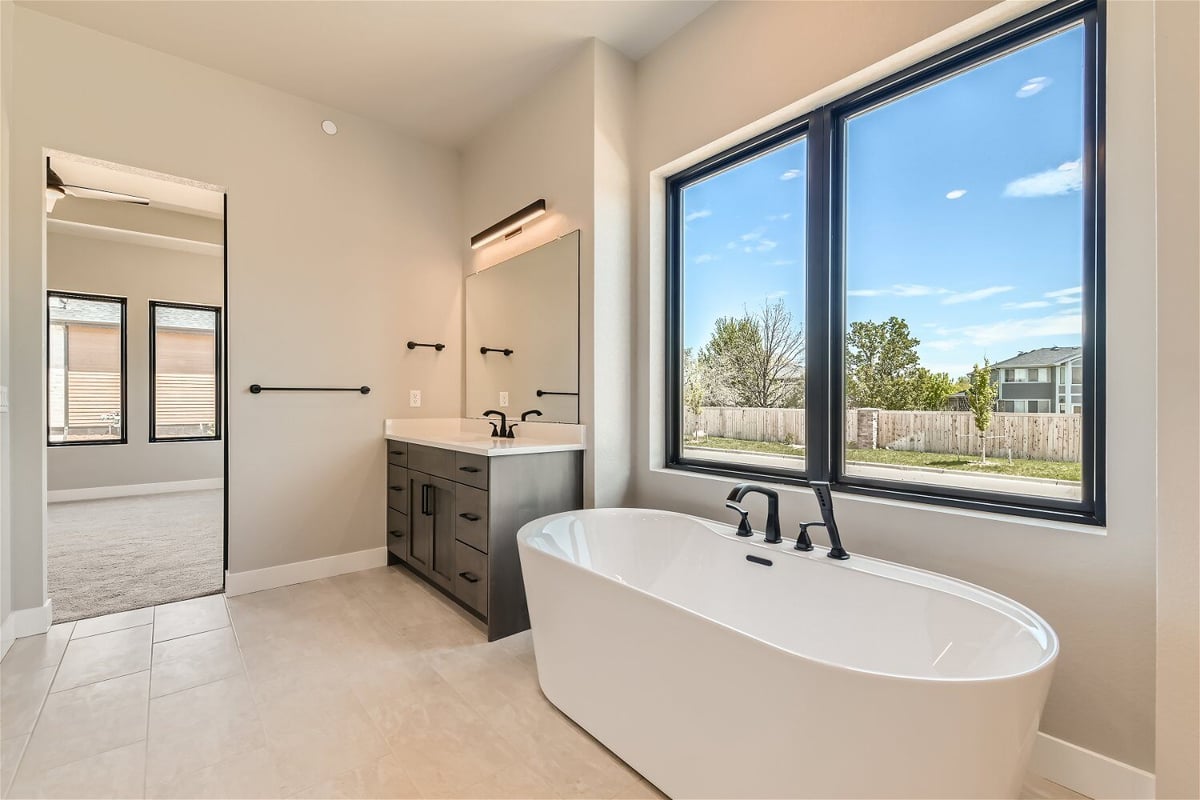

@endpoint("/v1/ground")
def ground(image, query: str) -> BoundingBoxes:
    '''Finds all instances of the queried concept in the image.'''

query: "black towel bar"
[407,341,445,351]
[480,346,514,356]
[249,384,370,394]
[537,389,579,397]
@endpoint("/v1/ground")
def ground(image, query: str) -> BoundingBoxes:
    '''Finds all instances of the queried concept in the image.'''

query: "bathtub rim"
[517,506,1060,685]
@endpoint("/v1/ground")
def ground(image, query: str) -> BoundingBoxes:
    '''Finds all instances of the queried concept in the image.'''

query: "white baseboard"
[0,599,55,659]
[224,547,387,597]
[1031,731,1155,799]
[48,478,223,503]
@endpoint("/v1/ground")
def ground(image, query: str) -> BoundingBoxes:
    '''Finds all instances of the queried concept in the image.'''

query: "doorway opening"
[43,151,227,622]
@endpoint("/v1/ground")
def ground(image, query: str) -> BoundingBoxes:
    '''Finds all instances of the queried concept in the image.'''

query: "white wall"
[1,0,14,637]
[46,228,223,491]
[632,0,1158,773]
[1153,0,1200,795]
[462,39,635,508]
[5,8,463,613]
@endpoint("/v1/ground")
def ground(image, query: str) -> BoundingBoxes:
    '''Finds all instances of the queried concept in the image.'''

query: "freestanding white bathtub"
[517,508,1058,799]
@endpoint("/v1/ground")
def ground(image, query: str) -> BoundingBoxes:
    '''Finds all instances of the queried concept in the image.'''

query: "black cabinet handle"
[426,484,436,516]
[458,571,480,584]
[458,466,481,474]
[388,485,405,492]
[420,484,431,515]
[458,513,481,522]
[388,530,404,538]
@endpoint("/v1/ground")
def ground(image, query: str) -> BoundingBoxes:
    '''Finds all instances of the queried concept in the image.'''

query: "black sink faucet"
[726,483,783,544]
[482,410,508,437]
[795,481,849,559]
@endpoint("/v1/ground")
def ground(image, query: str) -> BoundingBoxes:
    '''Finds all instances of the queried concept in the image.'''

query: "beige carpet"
[48,489,224,623]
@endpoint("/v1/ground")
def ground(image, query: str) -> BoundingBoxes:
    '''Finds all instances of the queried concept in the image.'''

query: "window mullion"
[805,108,833,483]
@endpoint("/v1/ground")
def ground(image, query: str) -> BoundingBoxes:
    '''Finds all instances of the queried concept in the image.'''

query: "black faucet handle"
[488,422,500,437]
[724,502,754,537]
[506,424,517,439]
[795,522,819,552]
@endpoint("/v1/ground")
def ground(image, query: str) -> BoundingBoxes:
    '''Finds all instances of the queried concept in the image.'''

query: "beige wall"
[47,231,223,491]
[1153,0,1200,795]
[6,7,463,613]
[1,0,14,629]
[51,196,223,244]
[632,0,1158,772]
[462,40,635,507]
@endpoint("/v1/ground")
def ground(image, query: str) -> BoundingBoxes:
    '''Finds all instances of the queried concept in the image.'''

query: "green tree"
[965,359,999,462]
[697,299,804,408]
[845,316,923,409]
[913,368,955,411]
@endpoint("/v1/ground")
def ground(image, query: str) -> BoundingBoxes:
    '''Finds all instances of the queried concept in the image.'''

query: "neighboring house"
[990,346,1083,414]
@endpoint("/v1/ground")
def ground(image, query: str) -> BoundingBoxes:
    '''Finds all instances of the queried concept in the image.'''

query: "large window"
[149,301,221,442]
[666,0,1103,524]
[48,292,127,445]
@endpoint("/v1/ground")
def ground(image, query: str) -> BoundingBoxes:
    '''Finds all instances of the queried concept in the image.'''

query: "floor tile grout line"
[4,621,77,792]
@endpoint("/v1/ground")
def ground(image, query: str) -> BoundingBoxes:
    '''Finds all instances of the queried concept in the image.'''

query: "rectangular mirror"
[465,230,579,424]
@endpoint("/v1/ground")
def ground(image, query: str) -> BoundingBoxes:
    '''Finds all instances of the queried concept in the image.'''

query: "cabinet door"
[408,470,433,573]
[429,476,457,591]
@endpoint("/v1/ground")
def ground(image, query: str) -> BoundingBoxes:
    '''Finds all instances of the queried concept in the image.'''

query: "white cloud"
[957,311,1082,346]
[755,239,778,252]
[941,285,1014,305]
[685,209,712,222]
[767,212,792,221]
[1044,286,1082,298]
[1056,295,1082,305]
[693,253,717,264]
[945,189,967,200]
[1004,159,1083,197]
[765,290,789,301]
[779,169,802,181]
[770,259,797,266]
[847,284,948,298]
[1016,76,1052,98]
[1003,300,1052,310]
[740,227,768,241]
[923,339,961,352]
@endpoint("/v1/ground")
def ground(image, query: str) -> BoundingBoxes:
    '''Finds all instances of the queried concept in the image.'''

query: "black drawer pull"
[458,466,481,474]
[388,485,405,492]
[458,571,481,584]
[389,530,404,538]
[458,513,481,522]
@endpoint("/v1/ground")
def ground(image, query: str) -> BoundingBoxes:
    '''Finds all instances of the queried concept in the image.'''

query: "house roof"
[991,346,1082,369]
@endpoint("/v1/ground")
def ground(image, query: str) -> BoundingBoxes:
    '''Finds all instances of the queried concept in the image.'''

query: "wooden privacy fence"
[686,407,1082,462]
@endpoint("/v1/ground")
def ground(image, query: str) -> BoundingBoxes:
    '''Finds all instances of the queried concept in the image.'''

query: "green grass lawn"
[684,436,1081,482]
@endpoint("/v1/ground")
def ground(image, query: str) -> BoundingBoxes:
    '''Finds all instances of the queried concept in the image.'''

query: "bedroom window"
[665,0,1103,524]
[149,301,221,442]
[48,292,127,446]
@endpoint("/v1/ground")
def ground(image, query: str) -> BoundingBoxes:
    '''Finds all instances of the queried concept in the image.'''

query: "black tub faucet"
[726,483,782,544]
[482,410,508,437]
[520,409,543,421]
[795,481,849,559]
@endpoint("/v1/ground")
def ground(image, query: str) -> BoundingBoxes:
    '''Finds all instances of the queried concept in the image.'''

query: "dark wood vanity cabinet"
[385,439,582,640]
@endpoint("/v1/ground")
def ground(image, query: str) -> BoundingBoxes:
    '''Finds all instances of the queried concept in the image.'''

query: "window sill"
[651,463,1107,537]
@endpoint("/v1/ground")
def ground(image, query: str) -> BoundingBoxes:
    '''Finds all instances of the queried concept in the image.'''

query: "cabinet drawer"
[453,541,488,616]
[387,440,408,467]
[409,444,455,480]
[453,452,489,490]
[387,465,409,513]
[454,485,489,553]
[387,508,408,561]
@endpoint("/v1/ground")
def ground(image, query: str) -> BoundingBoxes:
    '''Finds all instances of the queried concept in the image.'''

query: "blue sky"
[681,23,1085,379]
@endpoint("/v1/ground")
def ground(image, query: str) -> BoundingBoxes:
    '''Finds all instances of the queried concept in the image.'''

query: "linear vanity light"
[469,199,547,249]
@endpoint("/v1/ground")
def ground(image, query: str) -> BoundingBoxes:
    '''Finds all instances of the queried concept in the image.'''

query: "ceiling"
[49,152,225,218]
[22,0,715,147]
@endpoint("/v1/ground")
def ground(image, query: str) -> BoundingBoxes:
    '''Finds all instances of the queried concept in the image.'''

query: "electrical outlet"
[499,392,509,407]
[409,390,422,408]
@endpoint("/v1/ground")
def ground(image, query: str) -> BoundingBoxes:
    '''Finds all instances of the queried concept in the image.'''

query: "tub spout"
[803,482,849,559]
[725,484,782,544]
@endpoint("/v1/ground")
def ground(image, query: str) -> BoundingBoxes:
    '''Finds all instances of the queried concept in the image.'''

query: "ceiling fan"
[45,157,150,213]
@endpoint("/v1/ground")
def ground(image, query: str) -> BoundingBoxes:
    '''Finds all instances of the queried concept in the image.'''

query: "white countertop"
[384,417,586,457]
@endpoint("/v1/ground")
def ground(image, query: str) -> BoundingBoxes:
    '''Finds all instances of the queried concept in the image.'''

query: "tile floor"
[0,565,1088,800]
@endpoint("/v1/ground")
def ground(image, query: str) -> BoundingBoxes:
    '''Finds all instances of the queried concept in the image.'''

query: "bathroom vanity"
[384,418,584,640]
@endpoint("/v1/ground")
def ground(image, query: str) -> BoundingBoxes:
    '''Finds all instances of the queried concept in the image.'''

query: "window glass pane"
[842,24,1086,501]
[153,304,218,439]
[679,137,808,472]
[48,294,124,443]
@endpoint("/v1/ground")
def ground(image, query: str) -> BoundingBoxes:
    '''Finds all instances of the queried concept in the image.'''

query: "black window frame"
[665,0,1105,526]
[46,290,129,448]
[148,300,223,444]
